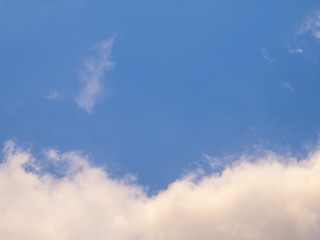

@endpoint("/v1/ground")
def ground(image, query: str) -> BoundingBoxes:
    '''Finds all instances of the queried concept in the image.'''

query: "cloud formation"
[261,48,275,63]
[45,90,62,100]
[284,82,295,93]
[288,48,303,54]
[1,141,320,239]
[76,38,115,114]
[298,10,320,39]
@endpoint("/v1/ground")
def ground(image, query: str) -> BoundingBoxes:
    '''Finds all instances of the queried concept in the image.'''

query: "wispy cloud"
[288,48,303,54]
[76,38,115,114]
[284,82,295,93]
[298,10,320,39]
[45,89,61,100]
[262,48,275,63]
[3,141,320,239]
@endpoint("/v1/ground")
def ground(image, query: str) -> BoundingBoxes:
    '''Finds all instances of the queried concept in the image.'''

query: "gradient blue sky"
[1,0,320,191]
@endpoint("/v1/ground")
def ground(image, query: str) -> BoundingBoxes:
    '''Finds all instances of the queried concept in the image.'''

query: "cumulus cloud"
[298,10,320,39]
[45,90,62,100]
[261,48,275,63]
[2,141,320,239]
[75,38,115,114]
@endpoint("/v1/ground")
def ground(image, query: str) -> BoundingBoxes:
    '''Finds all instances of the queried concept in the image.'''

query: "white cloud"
[298,10,320,39]
[284,82,295,93]
[288,48,303,54]
[261,48,275,63]
[2,141,320,239]
[45,90,61,100]
[76,38,115,114]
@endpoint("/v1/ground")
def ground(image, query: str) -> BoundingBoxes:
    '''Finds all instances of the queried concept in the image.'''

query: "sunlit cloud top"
[2,141,320,240]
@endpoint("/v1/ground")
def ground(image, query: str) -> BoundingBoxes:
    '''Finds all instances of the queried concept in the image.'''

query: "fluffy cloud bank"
[76,38,115,114]
[1,141,320,240]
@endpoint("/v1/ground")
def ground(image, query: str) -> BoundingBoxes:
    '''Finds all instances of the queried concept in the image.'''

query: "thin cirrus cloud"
[284,82,295,93]
[298,10,320,39]
[75,38,115,114]
[261,48,275,63]
[45,89,62,100]
[2,141,320,239]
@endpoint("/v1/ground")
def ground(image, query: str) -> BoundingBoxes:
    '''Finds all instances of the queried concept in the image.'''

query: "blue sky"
[3,1,320,239]
[1,0,320,191]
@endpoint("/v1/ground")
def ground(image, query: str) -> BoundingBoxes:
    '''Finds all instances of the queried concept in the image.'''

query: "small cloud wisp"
[75,38,115,114]
[284,82,295,93]
[262,48,275,63]
[45,90,62,100]
[288,48,303,54]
